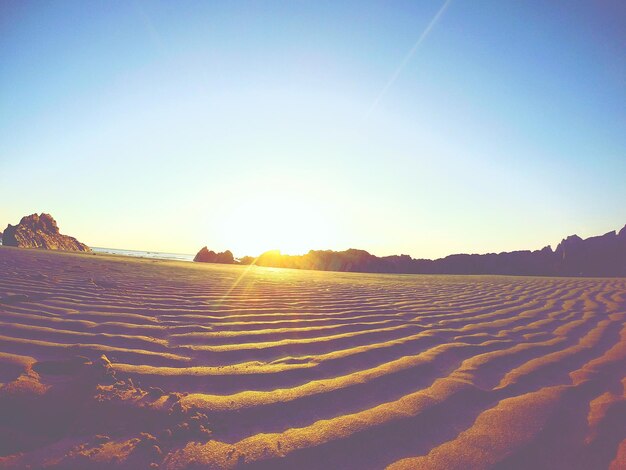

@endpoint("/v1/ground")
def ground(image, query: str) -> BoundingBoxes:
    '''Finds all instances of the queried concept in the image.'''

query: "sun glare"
[217,187,340,257]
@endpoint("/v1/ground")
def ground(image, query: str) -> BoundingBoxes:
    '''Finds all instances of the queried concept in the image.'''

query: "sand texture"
[0,246,624,469]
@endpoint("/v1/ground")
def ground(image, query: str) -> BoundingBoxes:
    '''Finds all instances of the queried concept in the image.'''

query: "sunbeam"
[365,0,452,118]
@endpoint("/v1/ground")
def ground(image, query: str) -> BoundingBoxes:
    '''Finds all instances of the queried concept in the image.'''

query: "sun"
[216,186,341,257]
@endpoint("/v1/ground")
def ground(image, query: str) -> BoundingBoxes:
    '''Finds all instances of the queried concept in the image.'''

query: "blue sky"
[1,1,624,257]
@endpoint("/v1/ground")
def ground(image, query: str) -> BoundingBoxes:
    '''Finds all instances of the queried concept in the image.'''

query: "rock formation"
[193,247,234,264]
[2,213,91,252]
[554,227,626,277]
[237,224,626,277]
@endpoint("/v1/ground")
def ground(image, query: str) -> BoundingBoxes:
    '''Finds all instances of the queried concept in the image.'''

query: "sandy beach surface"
[0,246,624,469]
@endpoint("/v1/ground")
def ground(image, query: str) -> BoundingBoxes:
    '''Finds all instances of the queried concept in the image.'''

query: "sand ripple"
[0,247,624,469]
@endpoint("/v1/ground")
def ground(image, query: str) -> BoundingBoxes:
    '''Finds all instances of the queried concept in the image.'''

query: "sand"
[0,246,624,469]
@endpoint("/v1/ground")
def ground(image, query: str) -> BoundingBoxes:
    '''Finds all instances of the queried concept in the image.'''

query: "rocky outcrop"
[239,224,626,277]
[193,247,234,264]
[554,227,626,277]
[246,247,551,275]
[2,213,90,252]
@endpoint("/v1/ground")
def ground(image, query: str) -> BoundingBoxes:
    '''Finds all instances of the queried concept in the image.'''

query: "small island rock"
[193,247,234,264]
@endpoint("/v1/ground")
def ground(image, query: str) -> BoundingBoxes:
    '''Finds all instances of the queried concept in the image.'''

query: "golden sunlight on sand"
[0,247,624,469]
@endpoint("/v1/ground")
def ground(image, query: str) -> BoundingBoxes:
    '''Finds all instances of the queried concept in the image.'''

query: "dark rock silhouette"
[232,224,626,277]
[3,213,90,252]
[554,228,626,277]
[193,247,234,264]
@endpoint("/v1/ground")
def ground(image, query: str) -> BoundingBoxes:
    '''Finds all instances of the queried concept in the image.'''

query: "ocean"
[91,247,194,262]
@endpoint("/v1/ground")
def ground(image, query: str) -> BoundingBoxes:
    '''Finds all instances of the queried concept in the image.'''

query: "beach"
[0,246,624,469]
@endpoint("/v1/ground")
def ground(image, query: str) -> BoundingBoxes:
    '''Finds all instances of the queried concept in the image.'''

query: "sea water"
[92,247,194,262]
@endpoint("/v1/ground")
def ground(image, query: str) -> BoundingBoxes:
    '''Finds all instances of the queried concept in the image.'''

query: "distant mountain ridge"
[196,224,626,277]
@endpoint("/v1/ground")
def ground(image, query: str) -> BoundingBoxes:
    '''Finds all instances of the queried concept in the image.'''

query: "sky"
[1,0,625,258]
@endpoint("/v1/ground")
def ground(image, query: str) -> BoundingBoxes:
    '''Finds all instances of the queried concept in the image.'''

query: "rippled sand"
[0,247,624,469]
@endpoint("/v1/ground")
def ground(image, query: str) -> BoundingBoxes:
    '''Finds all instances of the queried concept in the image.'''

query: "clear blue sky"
[1,1,624,257]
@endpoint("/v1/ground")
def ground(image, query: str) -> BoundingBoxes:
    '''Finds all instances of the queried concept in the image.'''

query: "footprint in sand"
[32,356,92,376]
[0,294,31,304]
[0,293,50,304]
[89,278,118,289]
